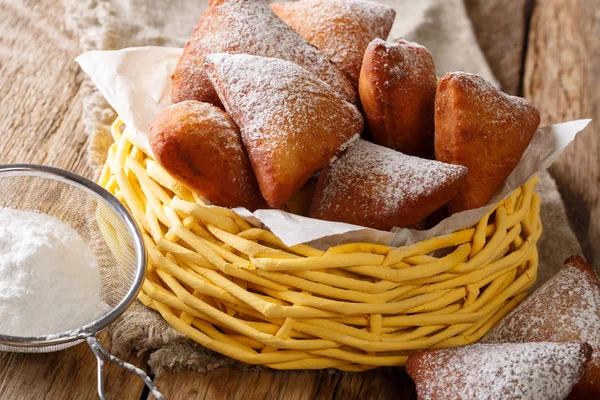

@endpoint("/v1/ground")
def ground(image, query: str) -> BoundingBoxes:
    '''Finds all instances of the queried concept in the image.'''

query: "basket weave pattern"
[100,119,542,371]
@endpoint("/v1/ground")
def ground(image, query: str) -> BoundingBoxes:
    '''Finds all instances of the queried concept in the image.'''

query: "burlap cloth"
[63,0,584,374]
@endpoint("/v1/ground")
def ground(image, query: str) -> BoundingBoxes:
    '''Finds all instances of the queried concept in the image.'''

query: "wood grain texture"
[0,333,145,400]
[0,0,145,399]
[464,0,529,94]
[0,0,88,173]
[523,0,599,266]
[1,0,596,398]
[149,367,415,400]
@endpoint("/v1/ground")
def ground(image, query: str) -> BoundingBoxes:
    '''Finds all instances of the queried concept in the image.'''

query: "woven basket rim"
[99,118,542,370]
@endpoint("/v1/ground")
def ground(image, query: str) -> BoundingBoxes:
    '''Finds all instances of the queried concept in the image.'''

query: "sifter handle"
[86,336,163,400]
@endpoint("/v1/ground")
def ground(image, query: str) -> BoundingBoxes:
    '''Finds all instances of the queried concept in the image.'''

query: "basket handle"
[86,336,163,400]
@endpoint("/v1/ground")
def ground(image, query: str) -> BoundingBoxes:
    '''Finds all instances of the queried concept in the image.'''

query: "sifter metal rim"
[0,164,147,348]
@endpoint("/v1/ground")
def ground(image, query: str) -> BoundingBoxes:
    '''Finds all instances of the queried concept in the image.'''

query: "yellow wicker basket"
[99,118,542,371]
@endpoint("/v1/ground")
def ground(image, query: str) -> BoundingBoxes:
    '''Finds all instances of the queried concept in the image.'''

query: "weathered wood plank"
[7,0,593,399]
[0,333,145,400]
[149,367,415,400]
[523,0,599,266]
[0,1,88,171]
[464,0,529,94]
[0,0,146,399]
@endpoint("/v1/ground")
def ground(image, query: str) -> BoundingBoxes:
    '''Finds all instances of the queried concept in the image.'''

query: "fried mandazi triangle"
[271,0,395,86]
[359,38,437,157]
[149,100,266,210]
[204,53,364,208]
[309,139,467,230]
[406,342,592,400]
[482,256,600,399]
[171,0,356,106]
[434,72,540,213]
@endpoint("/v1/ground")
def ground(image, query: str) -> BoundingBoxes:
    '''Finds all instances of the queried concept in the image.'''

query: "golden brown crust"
[148,100,265,210]
[552,257,600,400]
[564,255,599,282]
[170,4,219,106]
[359,38,437,158]
[309,140,467,230]
[434,72,540,213]
[270,0,395,86]
[203,53,363,208]
[171,0,356,106]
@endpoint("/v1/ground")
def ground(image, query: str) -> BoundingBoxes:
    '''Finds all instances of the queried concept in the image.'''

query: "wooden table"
[0,0,597,398]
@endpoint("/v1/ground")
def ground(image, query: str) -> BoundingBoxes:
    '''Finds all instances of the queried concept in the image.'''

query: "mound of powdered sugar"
[0,208,110,337]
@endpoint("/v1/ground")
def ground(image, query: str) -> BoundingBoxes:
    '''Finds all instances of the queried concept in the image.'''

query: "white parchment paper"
[77,46,591,248]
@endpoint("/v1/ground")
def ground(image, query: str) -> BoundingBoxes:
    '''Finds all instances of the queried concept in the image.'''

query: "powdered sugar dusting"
[329,133,360,164]
[172,0,356,104]
[438,72,538,129]
[482,262,600,390]
[315,140,466,221]
[152,101,256,196]
[393,38,427,50]
[410,342,590,400]
[435,71,540,211]
[204,53,363,206]
[176,101,242,151]
[271,0,395,83]
[371,38,435,90]
[205,53,362,155]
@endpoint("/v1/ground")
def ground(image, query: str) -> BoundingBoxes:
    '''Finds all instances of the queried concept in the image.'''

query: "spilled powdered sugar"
[412,342,590,400]
[176,0,355,103]
[271,0,395,83]
[482,262,600,389]
[316,140,466,219]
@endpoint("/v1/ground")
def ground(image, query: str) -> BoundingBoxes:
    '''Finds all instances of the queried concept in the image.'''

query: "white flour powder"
[0,208,110,336]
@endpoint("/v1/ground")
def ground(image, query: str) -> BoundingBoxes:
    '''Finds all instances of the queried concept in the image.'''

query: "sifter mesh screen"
[0,167,145,353]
